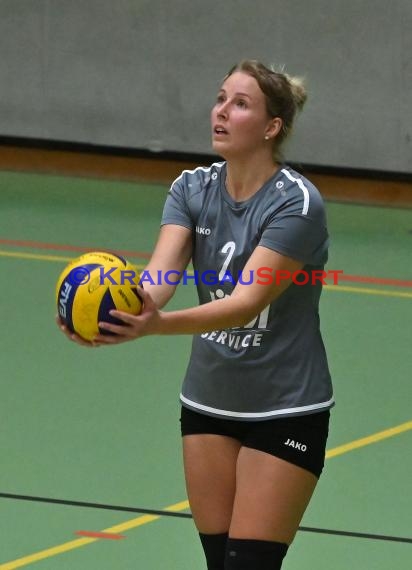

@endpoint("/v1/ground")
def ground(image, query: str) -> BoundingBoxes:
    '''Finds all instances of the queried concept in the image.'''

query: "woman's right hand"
[55,314,100,348]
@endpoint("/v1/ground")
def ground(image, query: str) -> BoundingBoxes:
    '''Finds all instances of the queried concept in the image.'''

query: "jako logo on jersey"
[196,226,211,236]
[284,439,307,452]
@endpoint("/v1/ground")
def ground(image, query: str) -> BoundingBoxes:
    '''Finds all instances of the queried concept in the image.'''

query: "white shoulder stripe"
[170,161,225,188]
[281,168,310,215]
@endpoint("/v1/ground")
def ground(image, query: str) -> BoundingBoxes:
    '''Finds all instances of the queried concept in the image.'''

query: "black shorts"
[180,406,330,478]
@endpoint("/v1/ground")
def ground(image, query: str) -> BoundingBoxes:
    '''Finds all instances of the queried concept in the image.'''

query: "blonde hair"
[225,59,307,162]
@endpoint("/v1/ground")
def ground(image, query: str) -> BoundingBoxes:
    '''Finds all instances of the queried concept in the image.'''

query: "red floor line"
[1,238,411,287]
[75,530,126,540]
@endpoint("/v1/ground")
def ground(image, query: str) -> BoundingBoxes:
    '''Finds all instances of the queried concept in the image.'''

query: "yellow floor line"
[0,249,146,269]
[1,420,411,568]
[323,284,412,299]
[0,536,99,570]
[325,420,412,459]
[0,505,183,569]
[0,250,73,263]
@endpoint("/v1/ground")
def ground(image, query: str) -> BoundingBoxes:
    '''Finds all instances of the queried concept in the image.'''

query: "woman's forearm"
[141,281,177,310]
[154,293,259,335]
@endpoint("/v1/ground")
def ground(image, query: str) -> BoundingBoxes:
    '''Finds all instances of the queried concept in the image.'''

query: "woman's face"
[211,71,274,159]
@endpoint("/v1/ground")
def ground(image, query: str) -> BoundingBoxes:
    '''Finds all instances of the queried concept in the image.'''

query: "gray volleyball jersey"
[161,161,334,420]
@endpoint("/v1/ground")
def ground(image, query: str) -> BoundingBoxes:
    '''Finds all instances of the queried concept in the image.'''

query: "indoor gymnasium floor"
[0,156,411,569]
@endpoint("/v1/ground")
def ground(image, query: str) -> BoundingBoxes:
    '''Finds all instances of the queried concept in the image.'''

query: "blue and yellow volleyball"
[56,251,142,341]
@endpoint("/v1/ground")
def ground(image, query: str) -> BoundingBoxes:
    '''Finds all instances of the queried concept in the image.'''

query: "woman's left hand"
[93,287,161,345]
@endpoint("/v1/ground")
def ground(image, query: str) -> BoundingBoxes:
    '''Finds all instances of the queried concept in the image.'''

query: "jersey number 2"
[212,241,269,330]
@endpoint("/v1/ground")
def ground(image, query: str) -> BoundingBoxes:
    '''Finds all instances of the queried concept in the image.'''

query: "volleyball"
[56,251,142,341]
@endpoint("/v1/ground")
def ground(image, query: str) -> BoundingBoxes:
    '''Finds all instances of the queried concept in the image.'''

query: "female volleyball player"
[59,59,334,569]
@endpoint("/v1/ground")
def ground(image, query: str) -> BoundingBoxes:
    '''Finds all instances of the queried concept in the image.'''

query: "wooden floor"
[0,145,411,208]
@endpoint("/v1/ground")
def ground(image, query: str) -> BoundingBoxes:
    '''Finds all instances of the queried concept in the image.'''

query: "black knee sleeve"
[199,532,228,570]
[225,538,288,570]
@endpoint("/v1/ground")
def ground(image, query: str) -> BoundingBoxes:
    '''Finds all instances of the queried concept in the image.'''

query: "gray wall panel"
[1,1,411,173]
[400,3,412,171]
